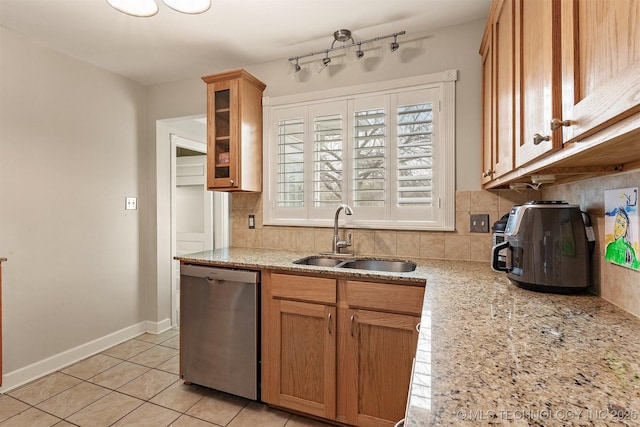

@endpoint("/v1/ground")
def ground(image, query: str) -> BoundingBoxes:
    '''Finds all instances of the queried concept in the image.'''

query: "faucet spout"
[332,204,354,254]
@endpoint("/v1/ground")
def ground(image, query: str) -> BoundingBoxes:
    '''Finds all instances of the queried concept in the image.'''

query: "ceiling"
[0,0,491,86]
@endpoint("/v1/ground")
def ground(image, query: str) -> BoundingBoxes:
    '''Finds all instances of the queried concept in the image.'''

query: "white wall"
[0,27,148,388]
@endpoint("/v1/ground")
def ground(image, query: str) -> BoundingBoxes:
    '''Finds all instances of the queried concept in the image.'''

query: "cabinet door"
[480,30,494,185]
[262,298,336,419]
[481,0,516,184]
[515,0,563,167]
[343,309,419,427]
[493,0,515,177]
[560,0,640,143]
[207,79,239,190]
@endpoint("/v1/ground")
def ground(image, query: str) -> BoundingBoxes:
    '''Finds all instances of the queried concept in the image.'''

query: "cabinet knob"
[533,133,550,145]
[550,118,572,131]
[482,169,493,178]
[229,179,235,185]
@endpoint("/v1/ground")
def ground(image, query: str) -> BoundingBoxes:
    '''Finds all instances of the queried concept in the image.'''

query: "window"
[264,70,457,230]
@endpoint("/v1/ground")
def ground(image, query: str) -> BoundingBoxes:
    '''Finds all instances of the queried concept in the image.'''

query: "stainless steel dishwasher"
[180,263,260,400]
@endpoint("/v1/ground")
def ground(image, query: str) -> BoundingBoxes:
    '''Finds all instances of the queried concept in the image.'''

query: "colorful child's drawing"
[604,187,639,271]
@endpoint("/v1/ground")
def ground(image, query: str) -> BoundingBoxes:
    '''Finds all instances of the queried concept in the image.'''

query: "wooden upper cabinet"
[494,0,516,177]
[202,69,266,192]
[515,0,563,167]
[480,32,494,185]
[560,0,640,143]
[480,0,517,183]
[480,0,640,188]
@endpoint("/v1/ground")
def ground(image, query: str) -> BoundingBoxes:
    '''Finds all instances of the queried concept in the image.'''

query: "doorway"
[159,115,230,327]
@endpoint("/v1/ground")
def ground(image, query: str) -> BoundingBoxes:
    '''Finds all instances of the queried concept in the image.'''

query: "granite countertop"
[176,249,640,426]
[176,248,427,285]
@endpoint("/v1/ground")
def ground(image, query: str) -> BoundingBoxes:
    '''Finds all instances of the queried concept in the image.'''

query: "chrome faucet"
[330,204,353,255]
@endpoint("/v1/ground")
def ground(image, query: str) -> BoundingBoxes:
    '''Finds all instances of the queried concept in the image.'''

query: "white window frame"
[263,70,457,231]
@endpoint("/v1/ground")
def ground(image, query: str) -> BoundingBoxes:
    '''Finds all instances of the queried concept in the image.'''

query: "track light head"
[390,35,399,52]
[322,52,331,67]
[356,43,364,59]
[294,58,301,72]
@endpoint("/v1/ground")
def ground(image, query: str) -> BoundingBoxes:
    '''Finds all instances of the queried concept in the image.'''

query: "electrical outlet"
[125,197,137,210]
[470,214,490,233]
[248,214,255,229]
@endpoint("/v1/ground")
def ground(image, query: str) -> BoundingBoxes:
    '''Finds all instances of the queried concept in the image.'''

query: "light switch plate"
[125,197,137,210]
[470,214,489,233]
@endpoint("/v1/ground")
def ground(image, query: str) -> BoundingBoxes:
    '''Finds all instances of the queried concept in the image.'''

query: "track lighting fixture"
[289,29,405,73]
[107,0,211,17]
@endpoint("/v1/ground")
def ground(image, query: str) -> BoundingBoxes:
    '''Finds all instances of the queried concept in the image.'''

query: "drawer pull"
[350,315,355,337]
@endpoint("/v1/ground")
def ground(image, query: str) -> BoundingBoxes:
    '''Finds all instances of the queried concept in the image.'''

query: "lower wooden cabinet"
[342,309,420,426]
[261,272,337,419]
[261,271,424,427]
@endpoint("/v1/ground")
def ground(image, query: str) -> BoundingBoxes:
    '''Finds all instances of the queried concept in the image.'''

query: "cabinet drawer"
[345,280,424,315]
[271,273,336,304]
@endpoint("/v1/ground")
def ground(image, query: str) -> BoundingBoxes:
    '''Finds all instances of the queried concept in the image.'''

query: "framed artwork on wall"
[604,187,639,271]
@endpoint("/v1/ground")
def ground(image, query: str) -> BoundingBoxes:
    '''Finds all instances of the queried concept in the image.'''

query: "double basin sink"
[293,255,416,273]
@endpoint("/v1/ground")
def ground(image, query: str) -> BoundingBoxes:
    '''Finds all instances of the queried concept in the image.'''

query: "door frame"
[158,115,230,328]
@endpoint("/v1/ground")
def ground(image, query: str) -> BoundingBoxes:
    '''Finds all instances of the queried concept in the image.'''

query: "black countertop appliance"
[491,201,592,293]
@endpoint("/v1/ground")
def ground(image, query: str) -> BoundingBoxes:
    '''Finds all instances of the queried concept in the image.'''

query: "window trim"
[263,70,457,231]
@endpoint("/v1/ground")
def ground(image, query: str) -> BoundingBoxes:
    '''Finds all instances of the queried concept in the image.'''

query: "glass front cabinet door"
[202,69,266,192]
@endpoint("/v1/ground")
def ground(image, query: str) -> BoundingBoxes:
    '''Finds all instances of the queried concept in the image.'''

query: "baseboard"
[145,317,173,335]
[0,318,173,393]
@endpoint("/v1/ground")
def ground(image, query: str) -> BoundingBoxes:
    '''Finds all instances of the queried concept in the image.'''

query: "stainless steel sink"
[293,256,416,272]
[293,256,347,267]
[339,259,417,272]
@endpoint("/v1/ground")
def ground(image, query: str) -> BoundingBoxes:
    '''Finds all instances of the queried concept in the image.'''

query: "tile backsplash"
[231,171,640,317]
[230,172,639,319]
[541,170,640,319]
[229,189,538,261]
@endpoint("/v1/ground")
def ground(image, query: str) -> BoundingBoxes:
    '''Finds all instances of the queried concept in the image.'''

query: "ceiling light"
[107,0,159,17]
[162,0,211,14]
[289,29,405,74]
[107,0,211,17]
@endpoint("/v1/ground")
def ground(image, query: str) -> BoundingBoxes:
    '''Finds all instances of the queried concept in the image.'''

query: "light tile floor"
[0,329,333,427]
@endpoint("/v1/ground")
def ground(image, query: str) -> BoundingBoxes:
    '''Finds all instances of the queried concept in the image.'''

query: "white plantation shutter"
[353,108,386,208]
[277,117,305,207]
[264,71,456,230]
[313,113,343,207]
[397,103,433,206]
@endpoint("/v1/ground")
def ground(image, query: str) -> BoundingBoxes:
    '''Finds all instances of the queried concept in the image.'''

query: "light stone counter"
[176,249,640,426]
[406,260,640,427]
